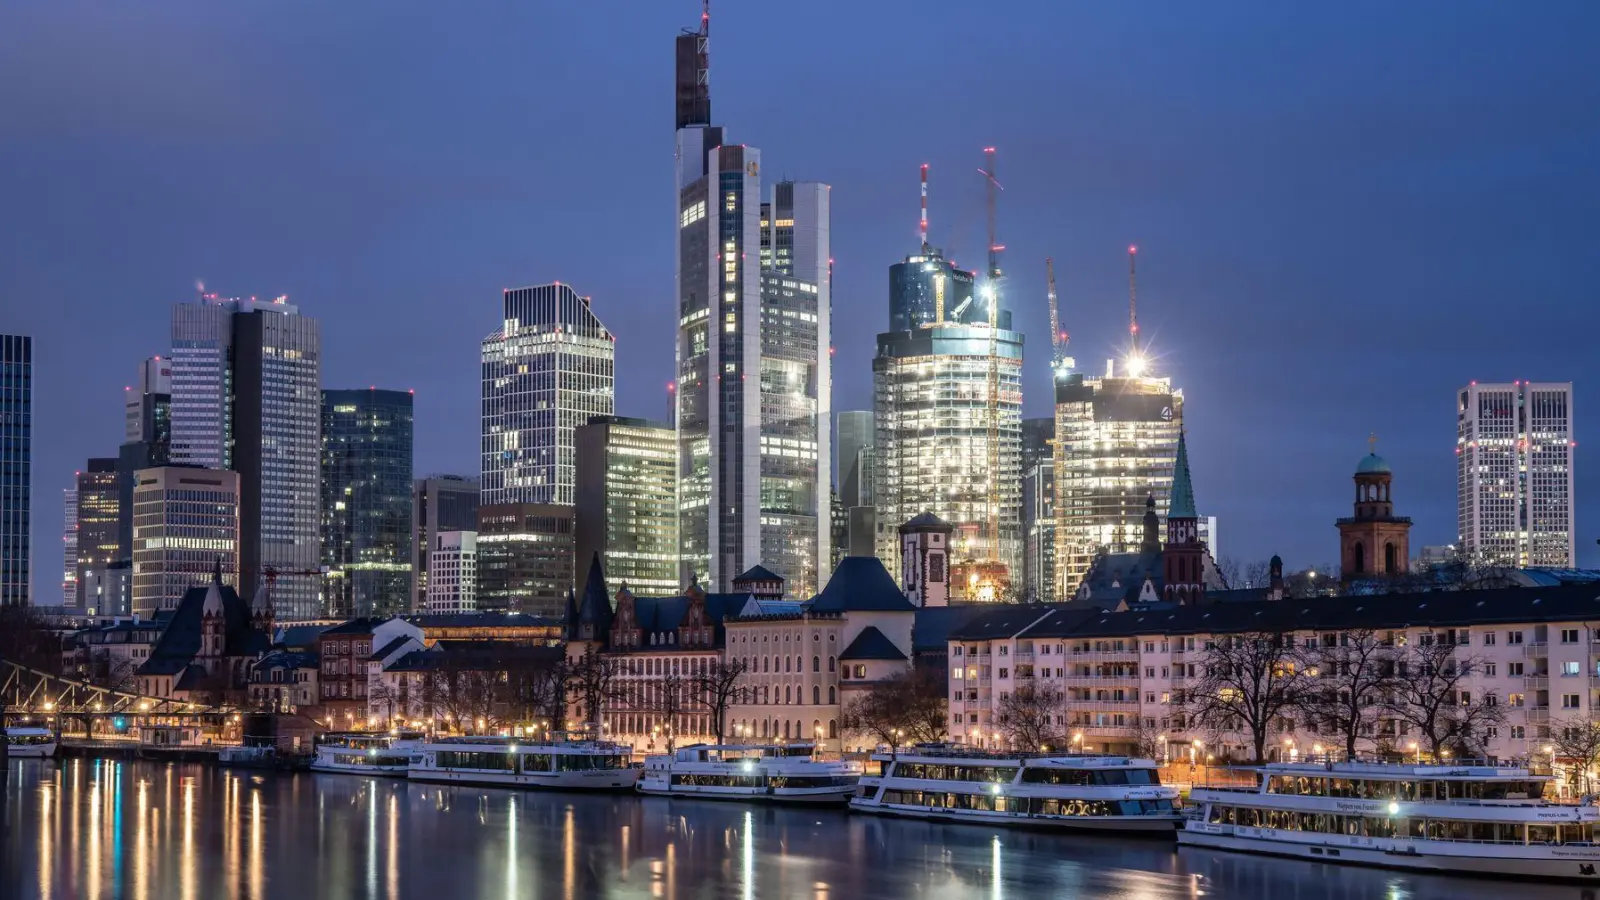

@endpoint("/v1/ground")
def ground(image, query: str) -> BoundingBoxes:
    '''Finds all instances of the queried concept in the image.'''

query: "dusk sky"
[4,0,1598,601]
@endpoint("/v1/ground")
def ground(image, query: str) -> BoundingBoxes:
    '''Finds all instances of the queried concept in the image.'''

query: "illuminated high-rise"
[575,416,679,597]
[130,466,240,617]
[169,293,322,619]
[1457,381,1574,567]
[1053,364,1184,597]
[873,247,1023,591]
[672,9,829,593]
[321,388,414,618]
[75,459,119,607]
[480,283,614,507]
[0,334,30,606]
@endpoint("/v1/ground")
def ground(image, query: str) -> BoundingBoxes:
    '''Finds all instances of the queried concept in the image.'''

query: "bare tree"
[1386,639,1504,758]
[1549,717,1600,796]
[1185,631,1305,762]
[691,657,750,746]
[568,651,623,734]
[1127,718,1165,761]
[428,668,500,732]
[369,682,401,728]
[653,668,692,751]
[1218,557,1272,591]
[841,669,947,755]
[1295,629,1398,760]
[993,683,1066,750]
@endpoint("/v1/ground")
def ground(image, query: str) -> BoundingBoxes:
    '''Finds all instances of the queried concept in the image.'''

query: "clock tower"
[1162,429,1205,604]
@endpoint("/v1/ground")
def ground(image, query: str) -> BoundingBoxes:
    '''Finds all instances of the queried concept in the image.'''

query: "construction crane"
[979,147,1005,575]
[1046,257,1062,373]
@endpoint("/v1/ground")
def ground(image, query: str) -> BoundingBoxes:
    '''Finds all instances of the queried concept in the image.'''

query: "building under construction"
[873,159,1022,598]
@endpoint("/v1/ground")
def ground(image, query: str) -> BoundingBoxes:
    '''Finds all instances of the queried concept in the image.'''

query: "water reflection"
[8,759,1600,899]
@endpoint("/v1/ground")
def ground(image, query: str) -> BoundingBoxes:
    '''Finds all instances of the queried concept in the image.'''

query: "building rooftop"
[809,557,917,614]
[839,627,908,662]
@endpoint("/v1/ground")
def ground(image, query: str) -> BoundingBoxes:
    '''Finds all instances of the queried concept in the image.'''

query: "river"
[5,759,1600,899]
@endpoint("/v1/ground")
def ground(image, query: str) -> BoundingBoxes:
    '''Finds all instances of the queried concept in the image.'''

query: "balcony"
[1523,642,1548,659]
[1525,707,1551,724]
[1524,675,1549,690]
[978,677,992,687]
[1014,650,1035,661]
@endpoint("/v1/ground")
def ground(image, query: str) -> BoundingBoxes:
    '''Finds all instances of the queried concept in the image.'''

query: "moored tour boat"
[311,730,427,776]
[637,742,860,805]
[849,744,1181,833]
[408,736,640,791]
[1179,759,1600,882]
[5,726,58,759]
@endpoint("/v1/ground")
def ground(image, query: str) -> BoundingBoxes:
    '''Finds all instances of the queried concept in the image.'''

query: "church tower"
[1337,437,1412,585]
[1162,429,1205,604]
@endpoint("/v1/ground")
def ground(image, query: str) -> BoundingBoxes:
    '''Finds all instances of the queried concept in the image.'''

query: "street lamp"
[1409,740,1420,764]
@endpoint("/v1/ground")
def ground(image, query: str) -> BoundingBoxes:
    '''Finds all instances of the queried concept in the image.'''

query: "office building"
[575,416,679,598]
[81,561,132,617]
[425,531,478,614]
[475,502,574,618]
[412,475,478,613]
[169,293,322,619]
[872,287,1024,592]
[321,388,415,619]
[1198,516,1219,562]
[1457,382,1575,567]
[117,357,171,562]
[838,410,874,509]
[0,334,30,605]
[1022,452,1055,603]
[1053,365,1184,597]
[75,459,119,606]
[480,283,615,506]
[130,466,240,617]
[672,14,830,593]
[62,488,77,606]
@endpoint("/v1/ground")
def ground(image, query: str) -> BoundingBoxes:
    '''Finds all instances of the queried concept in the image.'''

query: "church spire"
[1168,428,1196,519]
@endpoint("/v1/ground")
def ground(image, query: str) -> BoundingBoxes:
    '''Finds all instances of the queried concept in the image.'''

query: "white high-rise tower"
[1457,381,1575,568]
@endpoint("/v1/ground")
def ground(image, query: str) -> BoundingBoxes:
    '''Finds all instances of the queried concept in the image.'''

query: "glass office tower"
[321,388,415,618]
[75,459,119,607]
[0,334,30,605]
[575,416,680,598]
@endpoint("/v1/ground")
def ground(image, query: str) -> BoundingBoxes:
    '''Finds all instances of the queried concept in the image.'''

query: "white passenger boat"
[311,731,427,776]
[1179,760,1600,882]
[408,736,640,791]
[5,727,58,759]
[638,743,860,805]
[849,744,1181,833]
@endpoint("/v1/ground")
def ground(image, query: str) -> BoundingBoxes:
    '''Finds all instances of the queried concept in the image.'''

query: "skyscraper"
[321,388,415,618]
[75,459,119,607]
[169,293,322,619]
[62,488,77,606]
[412,475,479,612]
[1457,381,1575,568]
[425,530,478,614]
[0,334,31,605]
[130,466,240,617]
[837,411,874,509]
[672,12,831,592]
[475,502,573,617]
[575,416,679,598]
[1054,363,1184,597]
[480,283,614,507]
[117,357,171,563]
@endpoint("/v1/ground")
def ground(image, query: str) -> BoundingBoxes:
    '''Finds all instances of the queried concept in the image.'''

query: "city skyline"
[4,3,1600,601]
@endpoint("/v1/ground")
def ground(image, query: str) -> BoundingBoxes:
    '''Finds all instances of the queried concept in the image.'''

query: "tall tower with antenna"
[1126,244,1145,374]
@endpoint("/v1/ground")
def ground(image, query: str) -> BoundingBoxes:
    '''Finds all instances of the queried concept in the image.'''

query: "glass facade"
[475,502,574,618]
[0,334,29,606]
[888,253,996,332]
[1457,382,1575,567]
[117,357,171,564]
[837,411,874,508]
[481,283,615,507]
[575,417,679,598]
[169,300,233,470]
[130,466,240,617]
[412,475,479,612]
[75,459,119,608]
[1053,372,1184,597]
[757,272,823,595]
[1022,453,1056,603]
[62,488,77,606]
[321,389,415,618]
[873,325,1024,587]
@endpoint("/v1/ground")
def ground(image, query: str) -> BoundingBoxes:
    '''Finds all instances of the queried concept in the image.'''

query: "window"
[1563,661,1581,677]
[1507,631,1524,645]
[813,656,820,672]
[1511,726,1526,740]
[1482,663,1497,677]
[1562,629,1580,644]
[999,668,1009,679]
[828,656,835,672]
[999,646,1009,657]
[852,665,866,679]
[1563,694,1581,709]
[1509,694,1525,707]
[1483,632,1497,646]
[1509,662,1524,676]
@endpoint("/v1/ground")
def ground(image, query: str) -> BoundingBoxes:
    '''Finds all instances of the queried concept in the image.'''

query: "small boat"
[1179,759,1600,882]
[850,743,1181,833]
[219,744,278,768]
[5,726,57,759]
[311,730,426,777]
[637,742,860,805]
[408,736,640,791]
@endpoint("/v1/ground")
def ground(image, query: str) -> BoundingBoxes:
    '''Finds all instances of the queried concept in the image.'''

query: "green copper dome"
[1356,453,1392,475]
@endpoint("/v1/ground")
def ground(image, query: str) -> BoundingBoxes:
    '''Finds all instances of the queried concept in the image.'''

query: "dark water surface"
[5,759,1600,899]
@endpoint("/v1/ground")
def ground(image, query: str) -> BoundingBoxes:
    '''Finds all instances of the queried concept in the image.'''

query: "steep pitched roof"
[948,605,1059,641]
[1168,429,1196,519]
[911,605,990,652]
[137,581,271,676]
[369,636,415,661]
[809,557,916,613]
[321,617,390,636]
[733,565,783,583]
[1075,550,1163,608]
[839,626,908,661]
[576,554,614,633]
[900,512,951,531]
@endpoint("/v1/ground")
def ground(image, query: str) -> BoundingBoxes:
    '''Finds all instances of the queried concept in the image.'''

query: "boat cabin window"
[1022,768,1156,786]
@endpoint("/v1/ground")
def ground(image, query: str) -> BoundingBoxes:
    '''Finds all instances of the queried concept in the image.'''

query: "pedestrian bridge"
[1,659,230,719]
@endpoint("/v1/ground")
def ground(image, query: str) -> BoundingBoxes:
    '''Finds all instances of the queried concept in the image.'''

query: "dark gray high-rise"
[321,389,414,618]
[412,475,479,612]
[0,334,31,605]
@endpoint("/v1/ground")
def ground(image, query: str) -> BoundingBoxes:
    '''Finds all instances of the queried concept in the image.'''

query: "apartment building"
[949,583,1600,764]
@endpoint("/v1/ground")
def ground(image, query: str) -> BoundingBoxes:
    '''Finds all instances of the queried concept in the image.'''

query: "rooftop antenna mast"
[919,163,930,254]
[1127,244,1144,375]
[1046,257,1062,372]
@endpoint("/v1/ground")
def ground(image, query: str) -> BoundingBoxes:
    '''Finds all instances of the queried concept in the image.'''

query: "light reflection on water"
[6,759,1600,900]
